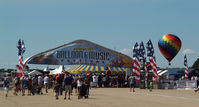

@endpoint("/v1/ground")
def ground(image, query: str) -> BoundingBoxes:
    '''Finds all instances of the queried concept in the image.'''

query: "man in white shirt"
[92,74,98,88]
[38,75,43,94]
[43,74,49,93]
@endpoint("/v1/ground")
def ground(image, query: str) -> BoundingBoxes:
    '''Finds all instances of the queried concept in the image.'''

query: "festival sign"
[26,40,133,68]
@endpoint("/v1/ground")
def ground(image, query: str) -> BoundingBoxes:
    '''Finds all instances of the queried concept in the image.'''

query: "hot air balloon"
[158,34,182,65]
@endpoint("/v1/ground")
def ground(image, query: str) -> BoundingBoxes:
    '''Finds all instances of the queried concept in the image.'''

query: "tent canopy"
[50,65,65,75]
[28,70,42,75]
[166,72,182,76]
[67,65,126,74]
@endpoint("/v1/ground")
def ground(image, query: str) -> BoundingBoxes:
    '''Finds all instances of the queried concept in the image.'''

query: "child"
[4,77,10,97]
[54,82,60,100]
[149,81,153,92]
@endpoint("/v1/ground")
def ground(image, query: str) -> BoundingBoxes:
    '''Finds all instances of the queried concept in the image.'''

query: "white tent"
[158,70,168,76]
[28,70,42,76]
[43,66,49,72]
[50,65,65,75]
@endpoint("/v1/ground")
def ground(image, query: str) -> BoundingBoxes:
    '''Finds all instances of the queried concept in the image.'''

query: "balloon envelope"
[158,34,182,64]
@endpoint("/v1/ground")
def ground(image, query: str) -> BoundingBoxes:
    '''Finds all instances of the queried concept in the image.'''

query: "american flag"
[184,55,188,79]
[146,40,158,81]
[17,39,25,56]
[17,39,26,77]
[139,42,147,78]
[21,40,26,55]
[17,56,25,77]
[132,42,140,81]
[17,39,22,56]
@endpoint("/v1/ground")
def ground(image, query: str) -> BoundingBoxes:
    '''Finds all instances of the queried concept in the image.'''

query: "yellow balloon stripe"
[162,36,180,51]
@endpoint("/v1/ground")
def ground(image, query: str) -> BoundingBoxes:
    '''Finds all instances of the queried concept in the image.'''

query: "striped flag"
[146,40,158,81]
[17,39,25,77]
[132,42,140,81]
[139,42,147,78]
[184,55,188,79]
[17,56,25,77]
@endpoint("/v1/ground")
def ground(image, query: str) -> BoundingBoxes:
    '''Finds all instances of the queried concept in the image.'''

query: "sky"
[0,0,199,69]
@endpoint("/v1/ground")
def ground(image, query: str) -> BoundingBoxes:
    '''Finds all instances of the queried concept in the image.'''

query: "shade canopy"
[28,70,42,75]
[50,65,65,74]
[67,65,126,74]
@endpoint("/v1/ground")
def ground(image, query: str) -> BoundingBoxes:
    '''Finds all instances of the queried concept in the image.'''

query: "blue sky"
[0,0,199,69]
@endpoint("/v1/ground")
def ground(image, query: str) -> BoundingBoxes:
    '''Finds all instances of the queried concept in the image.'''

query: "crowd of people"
[2,72,136,100]
[4,72,199,100]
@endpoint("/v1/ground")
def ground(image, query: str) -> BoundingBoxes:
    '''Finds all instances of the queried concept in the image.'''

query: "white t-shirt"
[38,76,43,85]
[44,76,49,84]
[92,75,98,83]
[129,76,135,84]
[77,80,82,87]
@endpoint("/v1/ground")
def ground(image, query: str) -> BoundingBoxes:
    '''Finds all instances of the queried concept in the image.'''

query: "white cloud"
[119,48,132,56]
[182,49,197,54]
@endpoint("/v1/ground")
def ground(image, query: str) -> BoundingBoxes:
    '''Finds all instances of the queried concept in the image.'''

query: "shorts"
[28,86,32,90]
[65,85,72,92]
[73,83,77,89]
[21,85,25,90]
[91,82,97,87]
[130,83,135,87]
[4,87,8,92]
[38,82,43,87]
[44,83,49,87]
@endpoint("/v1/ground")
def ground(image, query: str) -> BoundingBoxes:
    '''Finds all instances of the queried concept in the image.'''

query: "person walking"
[129,74,136,92]
[32,74,38,95]
[72,74,78,95]
[84,75,91,95]
[54,82,60,100]
[27,76,32,96]
[20,76,26,96]
[56,74,64,95]
[13,76,20,96]
[77,78,83,99]
[38,75,43,94]
[63,73,73,100]
[3,77,10,97]
[92,74,98,88]
[149,81,153,92]
[44,74,49,93]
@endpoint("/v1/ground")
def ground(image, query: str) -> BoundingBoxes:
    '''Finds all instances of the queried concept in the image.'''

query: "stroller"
[79,84,89,99]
